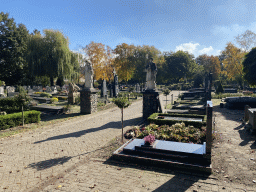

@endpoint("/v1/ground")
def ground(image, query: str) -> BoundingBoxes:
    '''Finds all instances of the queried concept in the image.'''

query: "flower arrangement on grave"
[143,134,155,145]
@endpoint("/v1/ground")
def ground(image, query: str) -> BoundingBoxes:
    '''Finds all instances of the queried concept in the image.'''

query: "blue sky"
[2,0,256,57]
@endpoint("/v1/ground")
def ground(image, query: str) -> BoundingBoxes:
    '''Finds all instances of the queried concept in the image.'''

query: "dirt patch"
[211,100,256,187]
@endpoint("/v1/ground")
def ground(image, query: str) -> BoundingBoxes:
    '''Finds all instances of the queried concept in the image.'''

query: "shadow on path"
[34,117,143,144]
[104,159,210,192]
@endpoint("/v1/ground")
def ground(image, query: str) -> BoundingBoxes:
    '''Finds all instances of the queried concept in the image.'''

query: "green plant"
[0,110,41,130]
[50,97,58,103]
[40,92,52,98]
[216,81,224,94]
[113,97,131,142]
[0,80,5,86]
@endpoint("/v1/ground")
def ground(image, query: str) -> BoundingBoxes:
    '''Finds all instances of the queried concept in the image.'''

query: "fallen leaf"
[57,185,62,188]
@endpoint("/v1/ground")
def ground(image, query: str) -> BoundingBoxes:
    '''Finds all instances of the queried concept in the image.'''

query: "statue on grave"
[84,61,94,89]
[145,58,157,90]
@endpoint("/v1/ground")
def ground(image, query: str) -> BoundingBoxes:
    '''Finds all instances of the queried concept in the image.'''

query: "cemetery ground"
[0,92,255,191]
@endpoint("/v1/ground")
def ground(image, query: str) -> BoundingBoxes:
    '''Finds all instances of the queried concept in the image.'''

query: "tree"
[113,43,136,83]
[113,97,131,142]
[162,89,170,109]
[82,41,108,81]
[0,12,29,85]
[42,29,73,85]
[164,51,198,83]
[235,30,256,52]
[222,42,245,87]
[242,47,256,85]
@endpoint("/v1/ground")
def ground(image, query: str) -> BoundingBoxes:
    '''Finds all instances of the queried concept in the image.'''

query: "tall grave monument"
[143,58,159,119]
[80,62,98,114]
[113,68,119,97]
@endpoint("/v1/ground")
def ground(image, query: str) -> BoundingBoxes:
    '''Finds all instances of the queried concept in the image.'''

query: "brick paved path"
[0,91,254,192]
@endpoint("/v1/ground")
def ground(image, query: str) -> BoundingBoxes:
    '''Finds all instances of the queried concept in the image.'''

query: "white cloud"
[175,42,221,57]
[175,42,200,55]
[198,46,214,55]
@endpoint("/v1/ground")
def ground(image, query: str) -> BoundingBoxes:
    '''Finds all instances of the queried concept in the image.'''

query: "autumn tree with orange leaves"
[221,42,245,86]
[82,41,114,81]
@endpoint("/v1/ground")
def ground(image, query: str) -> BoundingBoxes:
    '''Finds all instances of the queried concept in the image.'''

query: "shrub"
[0,110,41,130]
[40,92,52,98]
[126,123,206,144]
[148,113,206,128]
[50,97,58,103]
[0,94,30,114]
[216,82,224,94]
[56,76,65,87]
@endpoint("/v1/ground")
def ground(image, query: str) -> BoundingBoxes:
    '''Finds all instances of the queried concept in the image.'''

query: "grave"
[31,105,64,114]
[143,58,160,119]
[101,79,107,98]
[80,61,98,114]
[113,101,213,173]
[248,108,256,131]
[162,116,202,122]
[224,96,256,109]
[224,88,237,93]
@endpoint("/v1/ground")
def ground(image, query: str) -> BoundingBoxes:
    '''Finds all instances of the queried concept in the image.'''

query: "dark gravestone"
[113,74,119,97]
[101,79,107,97]
[225,97,256,109]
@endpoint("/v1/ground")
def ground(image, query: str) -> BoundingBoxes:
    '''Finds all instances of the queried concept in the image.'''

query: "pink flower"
[143,134,155,145]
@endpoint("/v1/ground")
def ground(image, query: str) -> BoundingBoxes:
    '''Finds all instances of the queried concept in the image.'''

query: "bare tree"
[235,30,256,52]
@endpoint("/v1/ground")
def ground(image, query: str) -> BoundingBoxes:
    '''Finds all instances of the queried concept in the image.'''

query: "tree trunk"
[50,76,54,86]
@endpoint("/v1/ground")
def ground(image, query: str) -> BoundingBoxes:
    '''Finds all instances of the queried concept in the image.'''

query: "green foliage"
[0,81,5,86]
[40,92,52,98]
[243,47,256,85]
[164,51,198,83]
[148,113,206,128]
[126,123,206,144]
[215,81,224,94]
[0,94,30,114]
[113,97,130,109]
[0,12,29,85]
[56,76,65,87]
[0,110,41,130]
[163,89,170,96]
[50,97,58,103]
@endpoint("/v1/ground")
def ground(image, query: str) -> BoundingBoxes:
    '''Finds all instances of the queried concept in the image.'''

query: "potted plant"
[143,134,155,147]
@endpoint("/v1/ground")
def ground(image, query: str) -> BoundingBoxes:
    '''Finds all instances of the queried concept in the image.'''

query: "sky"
[2,0,256,57]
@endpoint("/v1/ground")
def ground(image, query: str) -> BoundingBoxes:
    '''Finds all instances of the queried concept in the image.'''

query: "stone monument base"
[143,90,159,119]
[80,88,98,114]
[68,92,80,104]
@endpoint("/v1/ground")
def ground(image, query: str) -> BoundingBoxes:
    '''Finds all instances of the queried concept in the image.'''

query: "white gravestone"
[84,62,94,89]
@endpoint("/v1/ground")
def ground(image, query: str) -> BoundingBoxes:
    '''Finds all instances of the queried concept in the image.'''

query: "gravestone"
[101,79,107,97]
[136,83,140,92]
[113,69,119,97]
[46,86,52,93]
[0,86,5,97]
[68,83,80,104]
[143,58,159,119]
[51,86,58,93]
[80,61,98,114]
[7,86,15,93]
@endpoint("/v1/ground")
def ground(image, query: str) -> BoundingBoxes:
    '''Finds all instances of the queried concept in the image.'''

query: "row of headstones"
[101,82,142,98]
[0,85,70,97]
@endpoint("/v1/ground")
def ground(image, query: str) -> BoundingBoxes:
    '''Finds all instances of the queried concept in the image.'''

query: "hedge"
[0,95,30,114]
[148,113,206,128]
[0,110,41,130]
